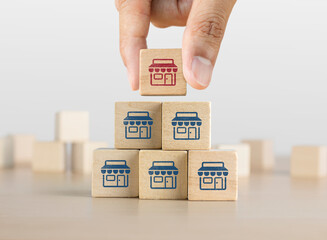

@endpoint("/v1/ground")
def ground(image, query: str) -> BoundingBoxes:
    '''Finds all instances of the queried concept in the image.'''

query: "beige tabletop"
[0,157,326,240]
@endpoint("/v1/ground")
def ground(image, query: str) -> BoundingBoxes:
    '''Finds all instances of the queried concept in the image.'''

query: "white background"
[0,0,326,155]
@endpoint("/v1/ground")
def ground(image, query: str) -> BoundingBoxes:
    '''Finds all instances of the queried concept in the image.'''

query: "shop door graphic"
[165,73,173,85]
[188,127,196,139]
[215,177,223,190]
[140,126,148,138]
[117,175,125,187]
[165,176,173,189]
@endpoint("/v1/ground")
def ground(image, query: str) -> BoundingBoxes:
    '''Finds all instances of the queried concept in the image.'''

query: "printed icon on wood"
[149,59,178,86]
[140,49,186,96]
[172,112,202,140]
[198,162,228,191]
[149,161,178,189]
[101,160,130,188]
[124,111,153,140]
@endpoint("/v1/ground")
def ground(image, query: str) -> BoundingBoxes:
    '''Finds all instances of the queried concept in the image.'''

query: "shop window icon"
[123,111,153,139]
[148,161,178,189]
[198,162,228,190]
[172,112,202,140]
[149,59,177,86]
[101,160,130,188]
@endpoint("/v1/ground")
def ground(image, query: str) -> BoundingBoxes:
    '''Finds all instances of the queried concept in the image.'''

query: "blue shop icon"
[148,161,178,189]
[124,111,153,139]
[101,160,130,188]
[198,162,228,190]
[172,112,202,140]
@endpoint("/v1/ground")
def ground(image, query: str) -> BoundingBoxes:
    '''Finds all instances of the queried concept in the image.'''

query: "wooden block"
[291,146,327,178]
[214,144,251,177]
[139,150,187,200]
[92,149,139,197]
[115,102,162,149]
[162,102,211,150]
[72,141,108,174]
[139,49,187,96]
[0,137,12,168]
[9,135,35,167]
[242,139,274,171]
[55,111,89,142]
[188,150,238,201]
[32,141,65,172]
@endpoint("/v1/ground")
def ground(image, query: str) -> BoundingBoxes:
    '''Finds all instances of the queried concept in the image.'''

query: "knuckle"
[192,11,227,45]
[115,0,128,11]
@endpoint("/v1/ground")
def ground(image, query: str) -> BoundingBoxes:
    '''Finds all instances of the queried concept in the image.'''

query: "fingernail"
[191,56,213,87]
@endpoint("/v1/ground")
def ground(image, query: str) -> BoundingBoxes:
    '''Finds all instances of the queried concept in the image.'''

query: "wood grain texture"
[72,141,108,174]
[9,135,35,167]
[242,139,274,171]
[139,49,186,96]
[139,150,187,200]
[92,149,139,198]
[291,146,327,178]
[162,102,211,150]
[55,111,89,142]
[188,150,238,201]
[214,144,251,177]
[115,102,162,149]
[32,141,65,172]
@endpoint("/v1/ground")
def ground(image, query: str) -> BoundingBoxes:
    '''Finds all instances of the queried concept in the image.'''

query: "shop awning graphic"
[148,161,178,176]
[172,112,202,126]
[148,59,178,73]
[123,111,153,126]
[198,162,228,177]
[101,160,130,174]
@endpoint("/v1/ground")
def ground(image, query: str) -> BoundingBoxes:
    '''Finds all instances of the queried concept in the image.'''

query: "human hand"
[115,0,237,90]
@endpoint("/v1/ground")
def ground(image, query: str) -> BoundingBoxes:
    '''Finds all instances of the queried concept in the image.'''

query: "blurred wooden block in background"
[92,149,139,198]
[9,135,35,167]
[32,141,65,172]
[115,102,162,149]
[242,139,274,171]
[139,150,187,200]
[139,49,186,96]
[72,141,108,174]
[0,137,12,168]
[291,146,327,178]
[188,150,238,201]
[162,102,211,150]
[55,111,89,142]
[214,143,250,177]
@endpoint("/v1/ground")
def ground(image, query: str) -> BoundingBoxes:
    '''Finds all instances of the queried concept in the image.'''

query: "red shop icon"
[148,59,178,86]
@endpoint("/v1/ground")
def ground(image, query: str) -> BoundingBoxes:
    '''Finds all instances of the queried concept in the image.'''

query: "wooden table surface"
[1,157,326,240]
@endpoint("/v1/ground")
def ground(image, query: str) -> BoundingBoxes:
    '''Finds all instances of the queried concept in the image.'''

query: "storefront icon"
[148,161,178,189]
[172,112,202,140]
[198,162,228,191]
[101,160,130,188]
[123,111,153,139]
[148,59,177,86]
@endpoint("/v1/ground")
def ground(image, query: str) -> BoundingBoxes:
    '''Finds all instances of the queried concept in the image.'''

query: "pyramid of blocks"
[92,49,238,201]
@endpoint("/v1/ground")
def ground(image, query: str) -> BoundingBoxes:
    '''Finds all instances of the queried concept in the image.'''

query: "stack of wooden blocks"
[92,49,238,201]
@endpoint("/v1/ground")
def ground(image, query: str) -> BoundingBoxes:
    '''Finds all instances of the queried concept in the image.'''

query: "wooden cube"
[139,150,187,200]
[242,139,274,171]
[9,135,35,167]
[291,146,327,178]
[55,111,89,142]
[72,141,108,174]
[92,149,139,198]
[32,141,65,172]
[139,49,187,96]
[162,102,211,150]
[0,137,12,168]
[115,102,162,149]
[188,150,238,201]
[214,144,250,177]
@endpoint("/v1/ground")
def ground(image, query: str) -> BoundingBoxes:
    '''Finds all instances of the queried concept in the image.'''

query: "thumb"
[182,0,236,89]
